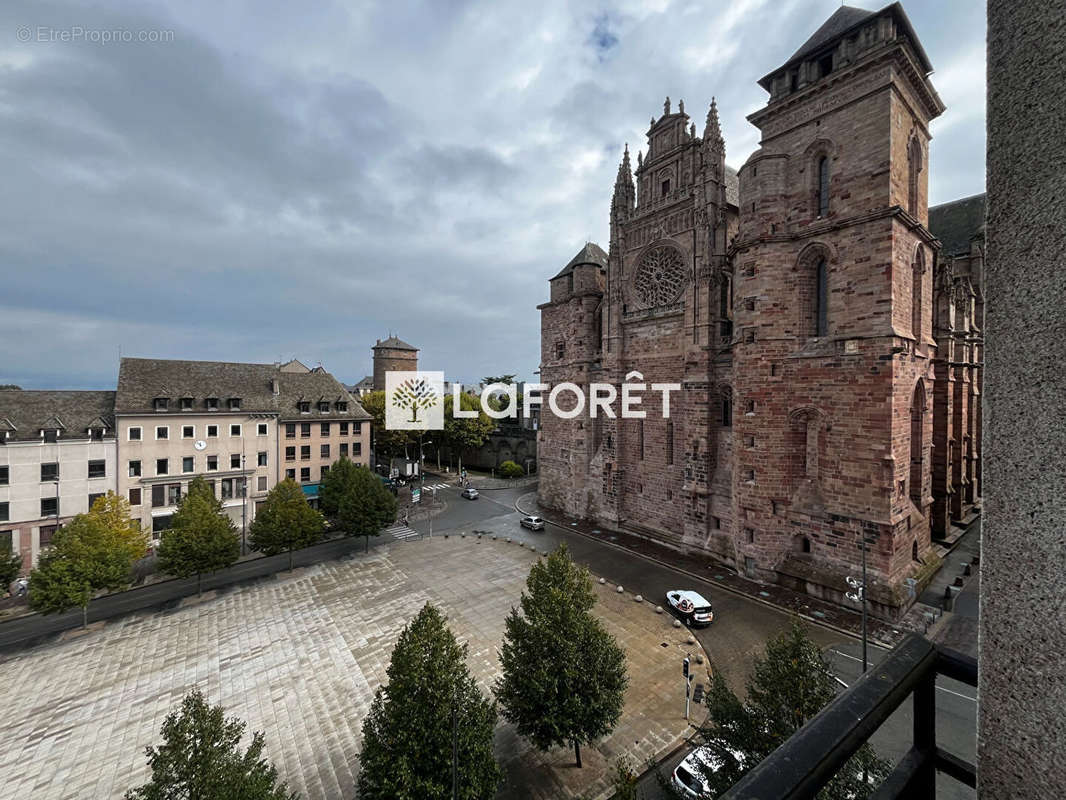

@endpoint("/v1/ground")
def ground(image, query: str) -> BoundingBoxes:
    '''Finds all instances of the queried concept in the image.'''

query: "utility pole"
[683,655,691,720]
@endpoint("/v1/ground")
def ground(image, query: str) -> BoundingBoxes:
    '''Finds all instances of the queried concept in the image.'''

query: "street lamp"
[845,532,872,673]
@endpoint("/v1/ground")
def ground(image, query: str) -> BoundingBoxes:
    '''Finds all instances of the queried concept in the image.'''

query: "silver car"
[520,515,545,531]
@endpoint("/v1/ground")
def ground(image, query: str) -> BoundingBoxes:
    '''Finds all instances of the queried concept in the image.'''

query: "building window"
[129,488,141,506]
[285,447,296,462]
[353,442,362,456]
[206,397,219,411]
[88,459,106,479]
[285,423,296,439]
[257,476,267,492]
[300,446,311,461]
[661,179,670,198]
[229,424,241,437]
[320,422,330,436]
[320,444,330,459]
[339,422,349,436]
[746,527,755,544]
[257,423,268,436]
[912,540,920,561]
[90,428,104,441]
[128,426,142,441]
[221,479,234,500]
[336,402,348,412]
[257,451,267,467]
[815,259,828,336]
[0,466,7,485]
[0,502,8,522]
[300,467,311,483]
[230,454,241,469]
[156,426,169,440]
[744,328,756,344]
[912,247,925,342]
[816,156,829,217]
[207,455,218,471]
[555,341,566,359]
[151,515,171,539]
[39,524,57,546]
[286,469,296,480]
[666,422,674,465]
[41,462,59,482]
[156,458,168,476]
[129,460,141,477]
[712,516,721,530]
[908,136,923,216]
[41,497,58,517]
[340,443,349,458]
[182,456,194,473]
[744,468,756,483]
[301,423,311,438]
[207,425,218,438]
[179,397,193,411]
[152,485,165,508]
[354,422,362,434]
[318,401,330,413]
[801,536,812,553]
[88,492,104,510]
[721,394,732,428]
[298,401,310,414]
[228,398,242,410]
[817,52,833,78]
[43,429,58,443]
[182,425,194,439]
[321,465,330,477]
[745,435,756,448]
[153,397,169,411]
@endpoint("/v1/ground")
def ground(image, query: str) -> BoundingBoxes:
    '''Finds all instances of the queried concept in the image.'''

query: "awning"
[301,482,320,498]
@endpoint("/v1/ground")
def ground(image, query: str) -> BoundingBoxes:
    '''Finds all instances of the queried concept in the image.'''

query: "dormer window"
[90,428,104,441]
[42,429,58,443]
[180,397,193,411]
[153,397,169,411]
[336,401,348,412]
[817,53,833,78]
[205,397,219,411]
[318,401,330,413]
[228,398,241,411]
[298,401,310,414]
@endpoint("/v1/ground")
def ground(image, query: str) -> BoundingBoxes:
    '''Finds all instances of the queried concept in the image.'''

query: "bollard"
[655,606,664,614]
[673,619,682,629]
[634,595,643,603]
[599,577,606,585]
[963,563,972,576]
[616,585,624,594]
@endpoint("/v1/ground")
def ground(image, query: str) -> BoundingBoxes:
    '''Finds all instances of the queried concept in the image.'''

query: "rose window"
[634,245,686,308]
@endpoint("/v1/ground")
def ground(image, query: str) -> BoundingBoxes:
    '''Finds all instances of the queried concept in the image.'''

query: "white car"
[672,746,741,799]
[666,590,714,626]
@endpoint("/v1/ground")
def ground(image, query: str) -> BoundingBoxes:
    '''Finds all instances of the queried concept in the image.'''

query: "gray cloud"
[0,0,985,390]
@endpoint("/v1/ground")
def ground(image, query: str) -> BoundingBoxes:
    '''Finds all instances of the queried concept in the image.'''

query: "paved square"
[0,530,702,799]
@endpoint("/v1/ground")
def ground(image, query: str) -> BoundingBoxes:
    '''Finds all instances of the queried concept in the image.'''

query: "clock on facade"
[194,440,207,451]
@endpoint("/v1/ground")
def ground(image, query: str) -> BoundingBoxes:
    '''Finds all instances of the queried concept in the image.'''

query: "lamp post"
[846,532,871,673]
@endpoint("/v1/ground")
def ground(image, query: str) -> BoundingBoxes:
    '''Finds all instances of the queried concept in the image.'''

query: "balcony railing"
[720,633,977,800]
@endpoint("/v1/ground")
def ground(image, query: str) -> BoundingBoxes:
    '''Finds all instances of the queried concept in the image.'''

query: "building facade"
[538,3,975,620]
[0,391,118,570]
[371,336,418,391]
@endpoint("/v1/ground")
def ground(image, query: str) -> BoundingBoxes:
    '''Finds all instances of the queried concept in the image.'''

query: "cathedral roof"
[553,242,608,279]
[373,336,418,351]
[724,165,739,208]
[929,193,986,257]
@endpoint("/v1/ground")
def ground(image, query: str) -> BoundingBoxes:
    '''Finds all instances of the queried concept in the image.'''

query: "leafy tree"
[29,493,149,626]
[611,755,642,800]
[442,392,496,476]
[0,544,23,591]
[692,620,890,800]
[0,384,21,390]
[319,459,397,552]
[481,374,516,386]
[248,479,325,571]
[360,391,417,459]
[496,545,628,767]
[358,604,500,800]
[498,460,524,480]
[157,476,239,595]
[125,688,298,800]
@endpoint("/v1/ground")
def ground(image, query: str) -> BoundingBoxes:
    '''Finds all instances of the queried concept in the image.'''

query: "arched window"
[912,248,925,342]
[912,540,920,561]
[908,136,923,216]
[816,156,830,217]
[815,259,828,336]
[721,388,733,428]
[910,380,926,505]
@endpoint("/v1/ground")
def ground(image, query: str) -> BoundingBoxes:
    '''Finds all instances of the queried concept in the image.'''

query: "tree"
[358,604,500,800]
[498,460,524,480]
[442,392,496,476]
[157,476,240,595]
[496,545,628,767]
[611,755,642,800]
[248,479,325,571]
[360,391,417,459]
[125,688,298,800]
[691,620,890,800]
[29,492,149,626]
[481,374,516,386]
[319,459,397,552]
[0,544,23,591]
[0,384,21,390]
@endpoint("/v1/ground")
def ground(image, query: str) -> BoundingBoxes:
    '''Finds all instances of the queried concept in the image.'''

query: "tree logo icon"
[385,371,445,430]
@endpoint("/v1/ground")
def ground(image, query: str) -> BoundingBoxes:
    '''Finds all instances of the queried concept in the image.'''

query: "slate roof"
[372,337,418,351]
[929,193,986,257]
[115,358,370,420]
[553,242,609,279]
[724,165,739,207]
[0,390,116,442]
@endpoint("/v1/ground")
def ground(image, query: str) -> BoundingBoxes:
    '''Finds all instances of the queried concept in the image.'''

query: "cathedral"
[537,3,984,620]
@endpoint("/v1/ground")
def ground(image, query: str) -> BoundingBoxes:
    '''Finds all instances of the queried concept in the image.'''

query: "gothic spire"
[703,96,725,154]
[611,143,635,218]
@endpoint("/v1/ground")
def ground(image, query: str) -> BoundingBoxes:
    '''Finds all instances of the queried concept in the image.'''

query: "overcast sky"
[0,0,985,390]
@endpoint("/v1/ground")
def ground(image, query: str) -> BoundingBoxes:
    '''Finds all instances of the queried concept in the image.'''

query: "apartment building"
[0,390,118,570]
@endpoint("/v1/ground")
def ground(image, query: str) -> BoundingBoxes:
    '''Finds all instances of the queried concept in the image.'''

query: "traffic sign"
[412,487,421,504]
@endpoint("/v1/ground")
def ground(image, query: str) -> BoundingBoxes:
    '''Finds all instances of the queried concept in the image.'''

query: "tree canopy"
[125,688,298,800]
[358,604,500,800]
[360,390,417,459]
[248,479,325,570]
[442,392,496,474]
[0,543,23,590]
[498,460,524,479]
[319,459,396,552]
[156,476,240,594]
[691,620,890,799]
[495,545,628,767]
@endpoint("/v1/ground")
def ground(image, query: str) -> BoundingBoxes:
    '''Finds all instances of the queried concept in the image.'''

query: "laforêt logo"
[386,371,444,430]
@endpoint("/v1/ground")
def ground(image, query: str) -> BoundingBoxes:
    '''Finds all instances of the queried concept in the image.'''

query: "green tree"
[360,391,417,459]
[496,545,628,767]
[692,620,890,799]
[248,479,325,571]
[611,755,642,800]
[481,374,516,386]
[157,476,240,595]
[125,688,298,800]
[0,544,23,591]
[442,392,495,476]
[320,459,397,552]
[498,460,524,480]
[358,604,500,800]
[29,493,149,626]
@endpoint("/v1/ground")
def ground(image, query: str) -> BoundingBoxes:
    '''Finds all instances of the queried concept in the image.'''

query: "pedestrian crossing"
[421,483,451,491]
[386,523,419,541]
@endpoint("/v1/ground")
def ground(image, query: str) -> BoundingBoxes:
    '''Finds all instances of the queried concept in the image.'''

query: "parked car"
[672,746,741,799]
[460,487,479,500]
[520,516,545,531]
[665,590,714,626]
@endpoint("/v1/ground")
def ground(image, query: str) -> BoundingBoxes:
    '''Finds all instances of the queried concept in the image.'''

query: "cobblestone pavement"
[0,526,703,800]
